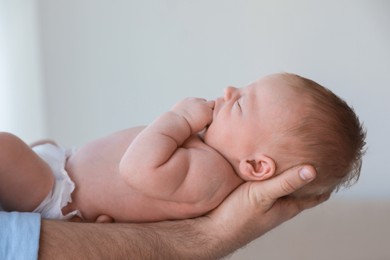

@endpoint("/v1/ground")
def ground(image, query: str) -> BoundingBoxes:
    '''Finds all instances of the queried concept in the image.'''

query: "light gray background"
[39,0,389,199]
[1,1,389,259]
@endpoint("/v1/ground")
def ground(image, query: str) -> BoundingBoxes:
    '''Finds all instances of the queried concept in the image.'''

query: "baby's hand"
[171,98,215,133]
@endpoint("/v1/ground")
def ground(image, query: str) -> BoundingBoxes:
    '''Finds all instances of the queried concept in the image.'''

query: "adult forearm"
[39,218,230,260]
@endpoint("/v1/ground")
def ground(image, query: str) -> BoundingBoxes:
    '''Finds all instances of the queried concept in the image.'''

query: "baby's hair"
[279,73,366,197]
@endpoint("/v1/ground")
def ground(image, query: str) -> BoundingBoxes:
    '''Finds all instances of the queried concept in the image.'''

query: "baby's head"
[269,73,366,198]
[204,73,366,198]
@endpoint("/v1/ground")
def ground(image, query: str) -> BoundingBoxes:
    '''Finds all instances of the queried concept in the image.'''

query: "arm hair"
[39,218,231,260]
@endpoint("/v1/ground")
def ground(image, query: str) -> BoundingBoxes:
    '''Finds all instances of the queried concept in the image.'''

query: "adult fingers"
[252,165,317,203]
[272,191,331,222]
[294,191,331,211]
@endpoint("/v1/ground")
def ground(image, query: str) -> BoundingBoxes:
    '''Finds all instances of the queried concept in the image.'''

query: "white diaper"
[32,143,81,220]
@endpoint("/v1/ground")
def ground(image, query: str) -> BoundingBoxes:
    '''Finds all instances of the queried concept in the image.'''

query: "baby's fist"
[171,98,215,133]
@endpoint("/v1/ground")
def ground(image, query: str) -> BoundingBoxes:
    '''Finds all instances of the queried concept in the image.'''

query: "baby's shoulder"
[176,136,240,207]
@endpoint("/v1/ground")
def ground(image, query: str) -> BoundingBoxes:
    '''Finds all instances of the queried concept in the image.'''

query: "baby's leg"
[0,132,54,212]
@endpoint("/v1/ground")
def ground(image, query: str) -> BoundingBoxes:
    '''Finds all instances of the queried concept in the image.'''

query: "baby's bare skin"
[58,76,303,223]
[65,126,243,222]
[1,74,325,223]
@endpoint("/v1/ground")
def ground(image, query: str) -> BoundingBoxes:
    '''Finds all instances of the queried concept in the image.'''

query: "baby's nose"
[224,86,238,101]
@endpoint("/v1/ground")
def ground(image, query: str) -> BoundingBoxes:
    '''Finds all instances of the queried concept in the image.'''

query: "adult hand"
[202,165,329,255]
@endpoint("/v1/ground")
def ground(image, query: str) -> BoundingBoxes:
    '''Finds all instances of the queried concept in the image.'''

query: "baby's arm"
[0,132,54,212]
[119,98,214,198]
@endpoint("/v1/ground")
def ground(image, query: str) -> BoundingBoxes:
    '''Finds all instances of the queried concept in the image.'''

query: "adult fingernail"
[299,167,315,181]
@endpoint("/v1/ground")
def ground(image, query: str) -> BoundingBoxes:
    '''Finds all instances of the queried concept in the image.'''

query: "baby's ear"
[238,154,276,181]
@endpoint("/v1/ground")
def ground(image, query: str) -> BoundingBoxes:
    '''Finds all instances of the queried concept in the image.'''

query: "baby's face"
[203,74,303,160]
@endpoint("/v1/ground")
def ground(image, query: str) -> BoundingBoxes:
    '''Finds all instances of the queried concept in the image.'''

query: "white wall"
[0,0,46,142]
[37,0,390,199]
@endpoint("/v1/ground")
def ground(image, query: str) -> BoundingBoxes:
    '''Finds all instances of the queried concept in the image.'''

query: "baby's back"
[65,126,242,222]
